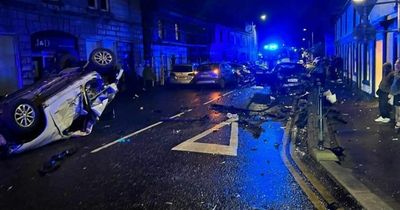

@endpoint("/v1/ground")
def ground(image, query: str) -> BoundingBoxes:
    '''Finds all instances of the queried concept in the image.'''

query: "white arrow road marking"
[172,117,239,156]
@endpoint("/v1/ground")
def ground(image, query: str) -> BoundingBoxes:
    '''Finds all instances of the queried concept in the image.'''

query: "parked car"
[193,63,237,88]
[269,62,308,93]
[0,48,123,154]
[168,64,197,85]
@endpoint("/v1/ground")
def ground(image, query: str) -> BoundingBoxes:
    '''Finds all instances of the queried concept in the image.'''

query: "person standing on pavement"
[375,62,394,123]
[390,59,400,128]
[142,62,156,88]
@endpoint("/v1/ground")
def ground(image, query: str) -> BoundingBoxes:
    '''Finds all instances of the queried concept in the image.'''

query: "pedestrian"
[142,62,156,88]
[390,59,400,128]
[375,62,394,123]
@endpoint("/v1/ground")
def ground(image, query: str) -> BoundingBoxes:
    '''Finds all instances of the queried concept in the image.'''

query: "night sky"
[149,0,348,46]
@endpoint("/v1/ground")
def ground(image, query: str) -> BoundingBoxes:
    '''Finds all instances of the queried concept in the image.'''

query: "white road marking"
[203,90,234,105]
[172,117,239,156]
[90,121,163,153]
[222,90,234,97]
[91,90,235,154]
[203,97,222,105]
[169,109,193,119]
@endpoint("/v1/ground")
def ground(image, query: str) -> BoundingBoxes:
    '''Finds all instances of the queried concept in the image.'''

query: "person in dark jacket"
[142,62,156,88]
[375,62,394,123]
[391,58,400,128]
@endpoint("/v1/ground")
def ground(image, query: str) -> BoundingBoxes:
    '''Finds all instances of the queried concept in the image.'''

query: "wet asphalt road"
[0,85,313,210]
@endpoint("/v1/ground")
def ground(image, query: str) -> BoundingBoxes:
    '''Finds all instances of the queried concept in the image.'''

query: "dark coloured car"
[193,63,237,88]
[269,62,308,93]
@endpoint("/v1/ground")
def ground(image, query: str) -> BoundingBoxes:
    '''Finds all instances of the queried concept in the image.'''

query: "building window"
[88,0,97,9]
[88,0,109,11]
[175,23,180,41]
[158,20,164,39]
[99,0,109,11]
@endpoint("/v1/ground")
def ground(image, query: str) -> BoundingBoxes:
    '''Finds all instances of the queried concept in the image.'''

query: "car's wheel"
[4,99,44,141]
[89,48,116,70]
[219,79,226,89]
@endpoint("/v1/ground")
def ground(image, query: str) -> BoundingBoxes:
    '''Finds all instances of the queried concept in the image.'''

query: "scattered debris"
[7,186,13,191]
[140,107,144,110]
[252,86,264,89]
[274,143,280,150]
[366,127,370,130]
[165,202,173,205]
[104,125,111,128]
[226,113,239,119]
[173,129,181,134]
[38,147,78,176]
[393,138,399,141]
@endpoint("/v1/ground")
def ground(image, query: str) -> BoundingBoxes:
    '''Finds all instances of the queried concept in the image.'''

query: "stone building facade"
[210,24,258,62]
[141,7,212,82]
[0,0,143,95]
[335,0,397,94]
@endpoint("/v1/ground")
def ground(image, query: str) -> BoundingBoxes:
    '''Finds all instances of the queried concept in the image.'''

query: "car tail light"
[212,68,219,75]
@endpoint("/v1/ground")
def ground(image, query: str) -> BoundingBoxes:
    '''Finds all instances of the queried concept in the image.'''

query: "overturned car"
[0,48,123,154]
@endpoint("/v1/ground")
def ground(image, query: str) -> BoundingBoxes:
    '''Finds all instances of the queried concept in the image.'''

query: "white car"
[0,48,123,154]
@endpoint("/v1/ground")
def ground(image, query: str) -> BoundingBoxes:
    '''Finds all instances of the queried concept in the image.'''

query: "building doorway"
[0,35,19,96]
[375,39,383,95]
[31,30,79,81]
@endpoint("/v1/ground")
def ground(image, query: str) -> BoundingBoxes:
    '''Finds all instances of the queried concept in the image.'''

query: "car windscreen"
[172,65,193,72]
[198,64,219,72]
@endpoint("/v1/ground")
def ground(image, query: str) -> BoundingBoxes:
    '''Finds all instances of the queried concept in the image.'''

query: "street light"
[303,28,307,32]
[260,14,267,21]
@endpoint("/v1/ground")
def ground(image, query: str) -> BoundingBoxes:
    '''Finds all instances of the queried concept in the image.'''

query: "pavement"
[0,84,314,210]
[314,81,400,209]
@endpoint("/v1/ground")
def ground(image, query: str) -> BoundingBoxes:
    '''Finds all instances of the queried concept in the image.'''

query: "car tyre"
[89,48,116,71]
[4,99,44,141]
